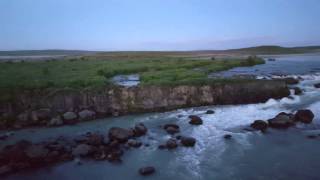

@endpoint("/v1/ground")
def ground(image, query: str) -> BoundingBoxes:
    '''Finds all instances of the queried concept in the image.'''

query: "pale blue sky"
[0,0,319,50]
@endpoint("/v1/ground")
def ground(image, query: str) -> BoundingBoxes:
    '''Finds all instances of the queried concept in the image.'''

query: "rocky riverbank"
[0,107,316,177]
[0,80,290,129]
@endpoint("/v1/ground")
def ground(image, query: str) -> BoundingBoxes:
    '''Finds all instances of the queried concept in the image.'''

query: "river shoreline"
[0,80,290,130]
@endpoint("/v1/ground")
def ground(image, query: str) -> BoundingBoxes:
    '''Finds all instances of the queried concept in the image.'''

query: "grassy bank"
[0,56,264,90]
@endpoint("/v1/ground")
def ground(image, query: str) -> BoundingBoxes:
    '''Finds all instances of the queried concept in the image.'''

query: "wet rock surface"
[250,120,268,131]
[295,109,314,124]
[166,139,178,149]
[268,112,295,129]
[206,110,215,114]
[292,87,303,95]
[250,109,315,131]
[164,124,180,134]
[314,83,320,88]
[0,123,149,177]
[108,127,134,143]
[180,136,196,147]
[139,166,155,176]
[188,115,203,125]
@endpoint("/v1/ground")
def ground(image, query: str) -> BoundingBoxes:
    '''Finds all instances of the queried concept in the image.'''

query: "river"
[2,53,320,180]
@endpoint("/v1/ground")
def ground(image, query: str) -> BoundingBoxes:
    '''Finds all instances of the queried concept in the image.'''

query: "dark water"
[2,54,320,180]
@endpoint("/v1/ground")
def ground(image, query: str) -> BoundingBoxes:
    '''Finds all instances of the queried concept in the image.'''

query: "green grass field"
[0,56,264,90]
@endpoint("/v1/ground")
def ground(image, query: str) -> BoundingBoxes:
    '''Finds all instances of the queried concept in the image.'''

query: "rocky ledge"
[249,109,315,131]
[0,120,200,177]
[0,80,290,129]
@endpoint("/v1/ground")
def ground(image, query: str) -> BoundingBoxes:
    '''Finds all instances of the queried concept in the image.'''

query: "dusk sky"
[1,0,319,51]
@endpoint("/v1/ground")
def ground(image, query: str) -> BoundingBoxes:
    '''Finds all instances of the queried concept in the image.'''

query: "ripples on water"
[2,54,320,180]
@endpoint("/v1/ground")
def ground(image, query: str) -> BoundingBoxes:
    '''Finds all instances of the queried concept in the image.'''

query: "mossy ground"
[0,56,264,101]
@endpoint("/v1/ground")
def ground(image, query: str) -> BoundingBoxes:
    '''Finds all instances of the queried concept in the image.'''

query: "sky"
[0,0,319,51]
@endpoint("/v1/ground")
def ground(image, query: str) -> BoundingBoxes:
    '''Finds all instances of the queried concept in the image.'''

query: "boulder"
[165,126,180,134]
[292,87,302,95]
[250,120,268,131]
[164,123,179,130]
[63,112,77,124]
[0,165,12,176]
[306,135,317,139]
[127,139,142,148]
[188,115,203,125]
[47,116,63,126]
[87,133,103,146]
[0,134,8,140]
[139,166,155,176]
[134,123,148,136]
[268,112,295,129]
[78,109,96,121]
[163,124,180,134]
[31,108,51,122]
[295,109,314,124]
[158,144,167,150]
[166,138,178,149]
[17,112,30,123]
[180,136,196,147]
[224,134,232,139]
[106,149,123,163]
[108,127,134,143]
[1,140,31,163]
[206,110,215,114]
[283,77,299,85]
[72,144,92,157]
[25,145,49,161]
[314,83,320,88]
[45,151,60,163]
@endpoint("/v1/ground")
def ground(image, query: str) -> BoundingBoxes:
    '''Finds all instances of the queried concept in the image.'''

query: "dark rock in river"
[1,140,31,163]
[292,87,303,95]
[25,145,49,161]
[180,136,196,147]
[164,123,179,130]
[224,134,232,139]
[158,144,167,150]
[314,83,320,88]
[0,165,12,176]
[250,120,268,131]
[283,77,299,85]
[166,138,178,149]
[72,144,92,157]
[127,139,142,148]
[306,135,317,139]
[165,126,180,135]
[206,110,215,114]
[268,112,295,129]
[189,115,203,125]
[108,127,134,143]
[87,133,104,146]
[134,123,148,136]
[0,134,8,140]
[295,109,314,124]
[139,166,155,176]
[164,124,180,134]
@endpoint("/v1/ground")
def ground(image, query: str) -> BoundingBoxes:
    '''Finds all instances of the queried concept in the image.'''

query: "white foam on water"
[169,74,320,179]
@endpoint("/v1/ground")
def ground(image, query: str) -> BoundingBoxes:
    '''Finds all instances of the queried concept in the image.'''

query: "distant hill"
[0,46,319,56]
[224,45,320,55]
[0,50,98,56]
